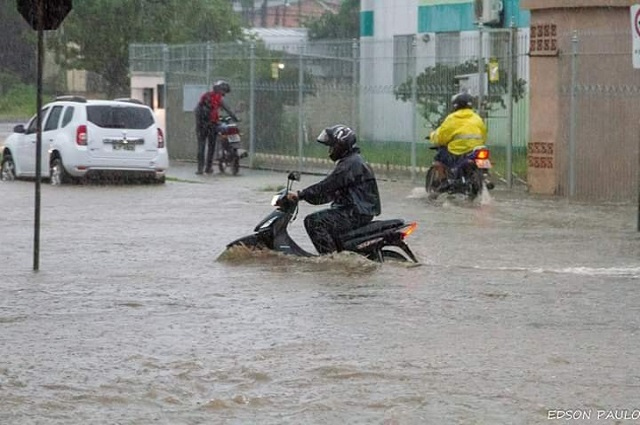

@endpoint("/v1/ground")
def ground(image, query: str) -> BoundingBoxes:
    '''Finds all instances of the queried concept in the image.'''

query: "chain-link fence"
[557,30,640,203]
[131,29,530,184]
[129,30,640,203]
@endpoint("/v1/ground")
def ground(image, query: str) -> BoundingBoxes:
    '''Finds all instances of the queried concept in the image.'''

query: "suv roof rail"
[55,95,87,103]
[113,98,145,105]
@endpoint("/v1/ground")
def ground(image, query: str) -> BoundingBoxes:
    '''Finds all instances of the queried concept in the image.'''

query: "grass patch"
[260,140,527,180]
[0,84,38,120]
[165,176,202,184]
[259,184,286,192]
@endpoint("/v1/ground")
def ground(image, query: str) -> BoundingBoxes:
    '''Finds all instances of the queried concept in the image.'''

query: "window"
[44,105,64,132]
[436,32,461,66]
[87,105,154,129]
[143,88,154,110]
[393,35,415,87]
[61,106,75,128]
[360,11,374,37]
[157,84,165,109]
[26,107,49,134]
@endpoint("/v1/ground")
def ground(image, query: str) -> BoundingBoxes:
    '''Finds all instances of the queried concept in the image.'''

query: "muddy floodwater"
[1,163,639,425]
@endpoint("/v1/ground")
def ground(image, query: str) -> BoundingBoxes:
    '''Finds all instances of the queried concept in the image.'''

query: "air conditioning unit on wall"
[475,0,503,25]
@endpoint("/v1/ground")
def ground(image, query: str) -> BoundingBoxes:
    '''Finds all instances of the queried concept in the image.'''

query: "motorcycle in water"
[217,116,247,175]
[226,172,419,263]
[424,145,495,201]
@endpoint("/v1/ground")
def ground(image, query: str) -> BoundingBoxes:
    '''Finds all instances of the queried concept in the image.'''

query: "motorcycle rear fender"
[342,231,418,263]
[341,228,402,252]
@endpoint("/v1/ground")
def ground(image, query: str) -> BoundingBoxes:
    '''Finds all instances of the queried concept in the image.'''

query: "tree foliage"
[220,42,316,151]
[395,59,527,129]
[0,2,36,88]
[47,0,244,96]
[305,0,359,40]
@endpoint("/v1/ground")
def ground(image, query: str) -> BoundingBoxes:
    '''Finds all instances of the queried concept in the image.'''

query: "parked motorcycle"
[217,116,247,175]
[226,171,419,263]
[425,145,495,201]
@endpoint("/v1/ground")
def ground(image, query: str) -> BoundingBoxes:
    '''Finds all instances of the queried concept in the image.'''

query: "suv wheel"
[1,154,16,181]
[50,157,71,186]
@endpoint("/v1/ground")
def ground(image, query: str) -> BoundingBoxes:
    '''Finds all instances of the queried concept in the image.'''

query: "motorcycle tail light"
[400,222,417,239]
[476,148,490,160]
[225,126,239,135]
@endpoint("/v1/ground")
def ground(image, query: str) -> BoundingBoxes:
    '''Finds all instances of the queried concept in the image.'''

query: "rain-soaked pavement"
[1,160,639,425]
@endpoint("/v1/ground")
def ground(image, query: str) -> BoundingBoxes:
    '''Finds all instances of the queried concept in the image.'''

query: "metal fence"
[130,29,531,185]
[129,29,640,204]
[557,30,640,203]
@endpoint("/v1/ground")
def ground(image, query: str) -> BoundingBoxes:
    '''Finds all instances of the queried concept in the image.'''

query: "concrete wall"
[523,1,639,197]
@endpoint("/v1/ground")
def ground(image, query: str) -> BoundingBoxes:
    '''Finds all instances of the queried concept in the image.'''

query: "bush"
[0,84,37,119]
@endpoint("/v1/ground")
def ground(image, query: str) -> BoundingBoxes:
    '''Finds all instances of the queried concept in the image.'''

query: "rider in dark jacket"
[288,125,381,254]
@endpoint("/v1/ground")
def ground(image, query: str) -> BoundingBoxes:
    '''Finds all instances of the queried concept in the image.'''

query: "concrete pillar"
[521,0,635,195]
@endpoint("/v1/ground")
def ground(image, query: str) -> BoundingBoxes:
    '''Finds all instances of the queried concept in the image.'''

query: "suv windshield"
[87,105,154,129]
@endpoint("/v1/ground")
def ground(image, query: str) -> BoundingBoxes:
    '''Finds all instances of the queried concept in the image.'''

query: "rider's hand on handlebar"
[286,191,299,201]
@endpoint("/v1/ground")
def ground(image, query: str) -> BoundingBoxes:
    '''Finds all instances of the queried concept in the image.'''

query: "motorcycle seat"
[340,219,405,242]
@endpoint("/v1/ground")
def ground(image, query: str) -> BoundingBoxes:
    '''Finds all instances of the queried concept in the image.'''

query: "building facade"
[357,0,530,152]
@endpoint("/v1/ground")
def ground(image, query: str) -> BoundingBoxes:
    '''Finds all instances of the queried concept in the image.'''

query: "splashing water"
[407,187,428,199]
[478,182,493,206]
[217,245,382,274]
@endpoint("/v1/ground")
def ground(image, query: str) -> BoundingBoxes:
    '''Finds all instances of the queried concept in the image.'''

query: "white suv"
[1,96,169,184]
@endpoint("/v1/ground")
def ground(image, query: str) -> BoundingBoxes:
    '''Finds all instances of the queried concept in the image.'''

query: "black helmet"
[213,80,231,95]
[317,124,357,161]
[451,92,473,111]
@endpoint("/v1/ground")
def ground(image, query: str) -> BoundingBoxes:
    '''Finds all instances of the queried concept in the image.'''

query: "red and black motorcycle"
[217,116,247,175]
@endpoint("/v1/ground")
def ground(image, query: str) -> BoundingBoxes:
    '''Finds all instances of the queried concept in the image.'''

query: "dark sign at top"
[17,0,72,31]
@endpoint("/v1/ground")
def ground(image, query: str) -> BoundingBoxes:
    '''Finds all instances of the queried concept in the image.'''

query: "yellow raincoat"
[429,108,487,156]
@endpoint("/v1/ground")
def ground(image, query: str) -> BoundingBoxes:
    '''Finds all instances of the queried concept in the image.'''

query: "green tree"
[305,0,359,40]
[48,0,244,96]
[0,2,36,88]
[395,59,526,129]
[213,42,316,152]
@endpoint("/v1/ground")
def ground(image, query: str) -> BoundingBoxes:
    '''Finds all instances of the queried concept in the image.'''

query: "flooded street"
[1,164,639,424]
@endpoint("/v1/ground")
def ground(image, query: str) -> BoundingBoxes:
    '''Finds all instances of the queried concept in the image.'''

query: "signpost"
[634,5,640,230]
[632,4,640,69]
[16,0,72,270]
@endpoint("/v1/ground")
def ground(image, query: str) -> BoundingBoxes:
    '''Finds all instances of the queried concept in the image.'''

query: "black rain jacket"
[298,149,381,217]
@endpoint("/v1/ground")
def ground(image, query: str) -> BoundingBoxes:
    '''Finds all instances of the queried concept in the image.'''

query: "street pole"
[298,44,304,171]
[33,0,44,271]
[568,31,578,198]
[477,22,485,117]
[411,35,418,182]
[249,42,256,168]
[506,20,516,189]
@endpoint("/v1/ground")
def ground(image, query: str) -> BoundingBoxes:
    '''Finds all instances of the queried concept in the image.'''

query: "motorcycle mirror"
[288,171,301,181]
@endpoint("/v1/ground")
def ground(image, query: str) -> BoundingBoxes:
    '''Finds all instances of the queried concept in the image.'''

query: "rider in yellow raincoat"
[429,92,487,175]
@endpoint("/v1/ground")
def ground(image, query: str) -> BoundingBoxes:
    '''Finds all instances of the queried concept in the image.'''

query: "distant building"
[358,0,531,142]
[231,0,341,28]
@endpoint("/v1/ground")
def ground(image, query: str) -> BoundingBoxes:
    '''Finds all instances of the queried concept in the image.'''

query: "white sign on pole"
[631,4,640,68]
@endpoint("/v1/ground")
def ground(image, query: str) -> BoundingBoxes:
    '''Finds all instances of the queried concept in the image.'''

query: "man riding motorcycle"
[287,125,381,254]
[429,92,487,185]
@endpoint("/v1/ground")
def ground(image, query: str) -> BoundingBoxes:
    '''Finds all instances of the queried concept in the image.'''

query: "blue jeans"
[433,147,459,169]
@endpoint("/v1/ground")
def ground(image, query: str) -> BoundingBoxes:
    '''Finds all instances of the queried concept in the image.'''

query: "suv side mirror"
[13,124,25,134]
[288,171,301,182]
